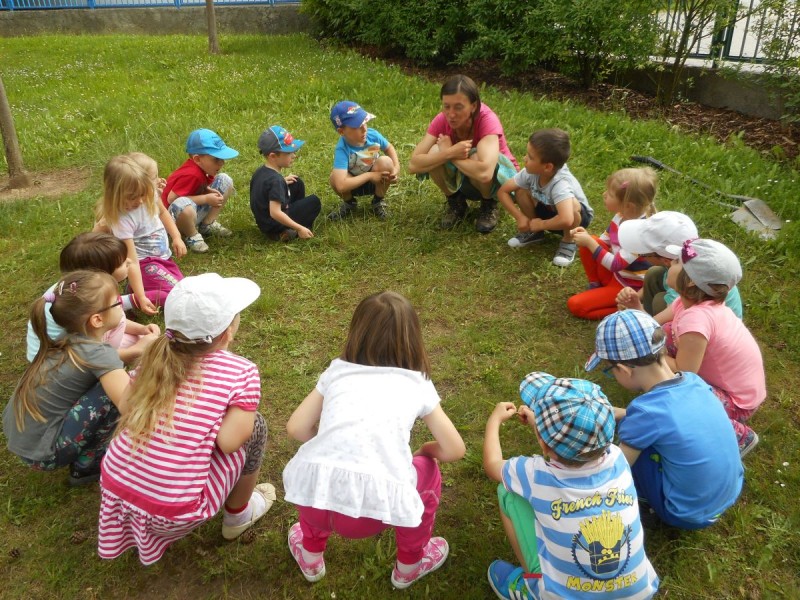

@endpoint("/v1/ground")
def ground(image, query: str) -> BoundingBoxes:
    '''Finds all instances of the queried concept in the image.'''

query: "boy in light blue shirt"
[327,101,400,221]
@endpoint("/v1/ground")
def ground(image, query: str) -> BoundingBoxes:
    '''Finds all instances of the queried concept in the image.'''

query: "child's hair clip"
[164,329,175,340]
[69,281,78,294]
[619,181,629,190]
[56,281,65,295]
[42,291,56,303]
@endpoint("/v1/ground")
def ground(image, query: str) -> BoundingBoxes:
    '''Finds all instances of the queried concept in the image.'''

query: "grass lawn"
[0,33,799,599]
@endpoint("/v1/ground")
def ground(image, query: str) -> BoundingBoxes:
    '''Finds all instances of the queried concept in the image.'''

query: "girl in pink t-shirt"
[663,238,765,457]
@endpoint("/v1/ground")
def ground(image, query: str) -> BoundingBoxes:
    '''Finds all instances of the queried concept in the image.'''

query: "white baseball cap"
[617,211,698,259]
[165,273,260,342]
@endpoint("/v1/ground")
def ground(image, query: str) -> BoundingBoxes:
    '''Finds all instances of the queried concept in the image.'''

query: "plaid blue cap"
[185,129,238,159]
[330,101,375,129]
[585,310,665,371]
[519,372,614,461]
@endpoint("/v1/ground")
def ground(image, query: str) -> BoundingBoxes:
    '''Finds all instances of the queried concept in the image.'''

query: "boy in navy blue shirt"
[327,101,400,221]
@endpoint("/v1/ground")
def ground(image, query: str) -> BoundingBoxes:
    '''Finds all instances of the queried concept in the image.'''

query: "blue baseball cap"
[185,129,238,159]
[519,372,614,461]
[258,126,305,155]
[330,101,375,129]
[585,310,665,371]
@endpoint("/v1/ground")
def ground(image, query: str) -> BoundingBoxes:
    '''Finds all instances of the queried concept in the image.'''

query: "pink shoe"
[288,522,326,582]
[390,537,449,590]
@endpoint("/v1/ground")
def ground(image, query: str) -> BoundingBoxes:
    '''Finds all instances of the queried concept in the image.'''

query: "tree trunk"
[206,0,220,55]
[0,74,32,189]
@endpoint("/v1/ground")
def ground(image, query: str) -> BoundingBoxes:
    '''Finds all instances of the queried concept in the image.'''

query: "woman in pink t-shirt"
[408,74,519,234]
[662,238,766,457]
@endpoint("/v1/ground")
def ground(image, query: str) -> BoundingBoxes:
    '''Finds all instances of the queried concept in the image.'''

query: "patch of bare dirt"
[0,168,91,203]
[365,48,800,162]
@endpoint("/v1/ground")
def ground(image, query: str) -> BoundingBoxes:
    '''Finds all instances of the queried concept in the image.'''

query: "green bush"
[302,0,471,65]
[463,0,658,87]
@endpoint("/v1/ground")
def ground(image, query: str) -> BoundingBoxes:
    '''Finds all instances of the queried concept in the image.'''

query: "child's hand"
[145,323,161,336]
[206,190,225,207]
[172,237,187,259]
[137,295,158,316]
[297,226,314,239]
[156,177,167,194]
[571,228,592,247]
[616,287,643,311]
[284,174,298,185]
[490,402,518,424]
[517,404,535,426]
[528,217,545,232]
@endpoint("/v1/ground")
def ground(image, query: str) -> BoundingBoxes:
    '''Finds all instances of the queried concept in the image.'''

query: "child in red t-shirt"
[162,129,238,253]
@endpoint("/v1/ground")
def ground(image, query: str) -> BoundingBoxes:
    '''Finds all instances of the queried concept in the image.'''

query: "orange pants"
[567,239,625,320]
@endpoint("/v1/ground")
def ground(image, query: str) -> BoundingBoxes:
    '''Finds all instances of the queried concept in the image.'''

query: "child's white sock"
[396,559,421,575]
[222,490,267,527]
[301,547,323,564]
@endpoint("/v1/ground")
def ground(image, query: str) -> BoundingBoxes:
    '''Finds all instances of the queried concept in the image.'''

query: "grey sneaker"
[327,200,357,221]
[553,241,577,267]
[441,194,467,229]
[475,199,498,234]
[508,231,545,248]
[371,200,389,220]
[185,233,209,253]
[198,220,232,238]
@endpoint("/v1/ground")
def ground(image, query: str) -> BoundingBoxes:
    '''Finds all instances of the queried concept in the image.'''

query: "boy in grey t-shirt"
[497,128,593,267]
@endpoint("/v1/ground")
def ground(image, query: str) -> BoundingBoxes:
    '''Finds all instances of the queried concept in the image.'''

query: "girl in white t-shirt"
[662,238,766,457]
[283,291,466,590]
[96,153,186,315]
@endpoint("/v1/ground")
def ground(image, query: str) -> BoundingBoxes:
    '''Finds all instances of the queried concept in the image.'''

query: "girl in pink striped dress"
[97,273,275,565]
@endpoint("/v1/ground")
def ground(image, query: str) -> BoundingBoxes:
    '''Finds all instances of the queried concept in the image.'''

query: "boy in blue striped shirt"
[483,373,658,599]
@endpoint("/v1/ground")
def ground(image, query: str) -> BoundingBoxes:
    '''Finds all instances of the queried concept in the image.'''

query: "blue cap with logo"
[330,101,375,129]
[185,128,239,159]
[258,126,305,155]
[519,372,614,461]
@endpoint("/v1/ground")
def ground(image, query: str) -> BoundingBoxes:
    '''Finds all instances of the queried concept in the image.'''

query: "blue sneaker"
[487,560,533,599]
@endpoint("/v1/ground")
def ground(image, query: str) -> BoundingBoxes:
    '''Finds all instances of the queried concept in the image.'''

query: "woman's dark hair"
[440,74,481,123]
[342,291,430,378]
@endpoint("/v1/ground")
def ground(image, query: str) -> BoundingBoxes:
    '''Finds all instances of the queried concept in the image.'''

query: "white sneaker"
[221,483,276,540]
[508,231,545,248]
[186,233,209,253]
[552,241,577,267]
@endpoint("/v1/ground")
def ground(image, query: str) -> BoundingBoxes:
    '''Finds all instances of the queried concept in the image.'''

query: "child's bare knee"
[374,156,394,172]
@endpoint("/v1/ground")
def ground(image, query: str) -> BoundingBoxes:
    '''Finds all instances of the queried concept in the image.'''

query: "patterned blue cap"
[330,101,375,129]
[519,372,614,461]
[585,310,665,371]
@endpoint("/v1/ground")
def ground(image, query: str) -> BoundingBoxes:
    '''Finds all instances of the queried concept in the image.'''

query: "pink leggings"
[295,455,441,564]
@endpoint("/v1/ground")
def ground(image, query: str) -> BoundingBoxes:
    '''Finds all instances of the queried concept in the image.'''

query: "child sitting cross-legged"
[586,309,744,529]
[249,125,321,242]
[567,167,658,320]
[483,372,659,599]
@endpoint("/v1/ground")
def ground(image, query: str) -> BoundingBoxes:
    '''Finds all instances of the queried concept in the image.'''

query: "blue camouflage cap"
[520,372,614,461]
